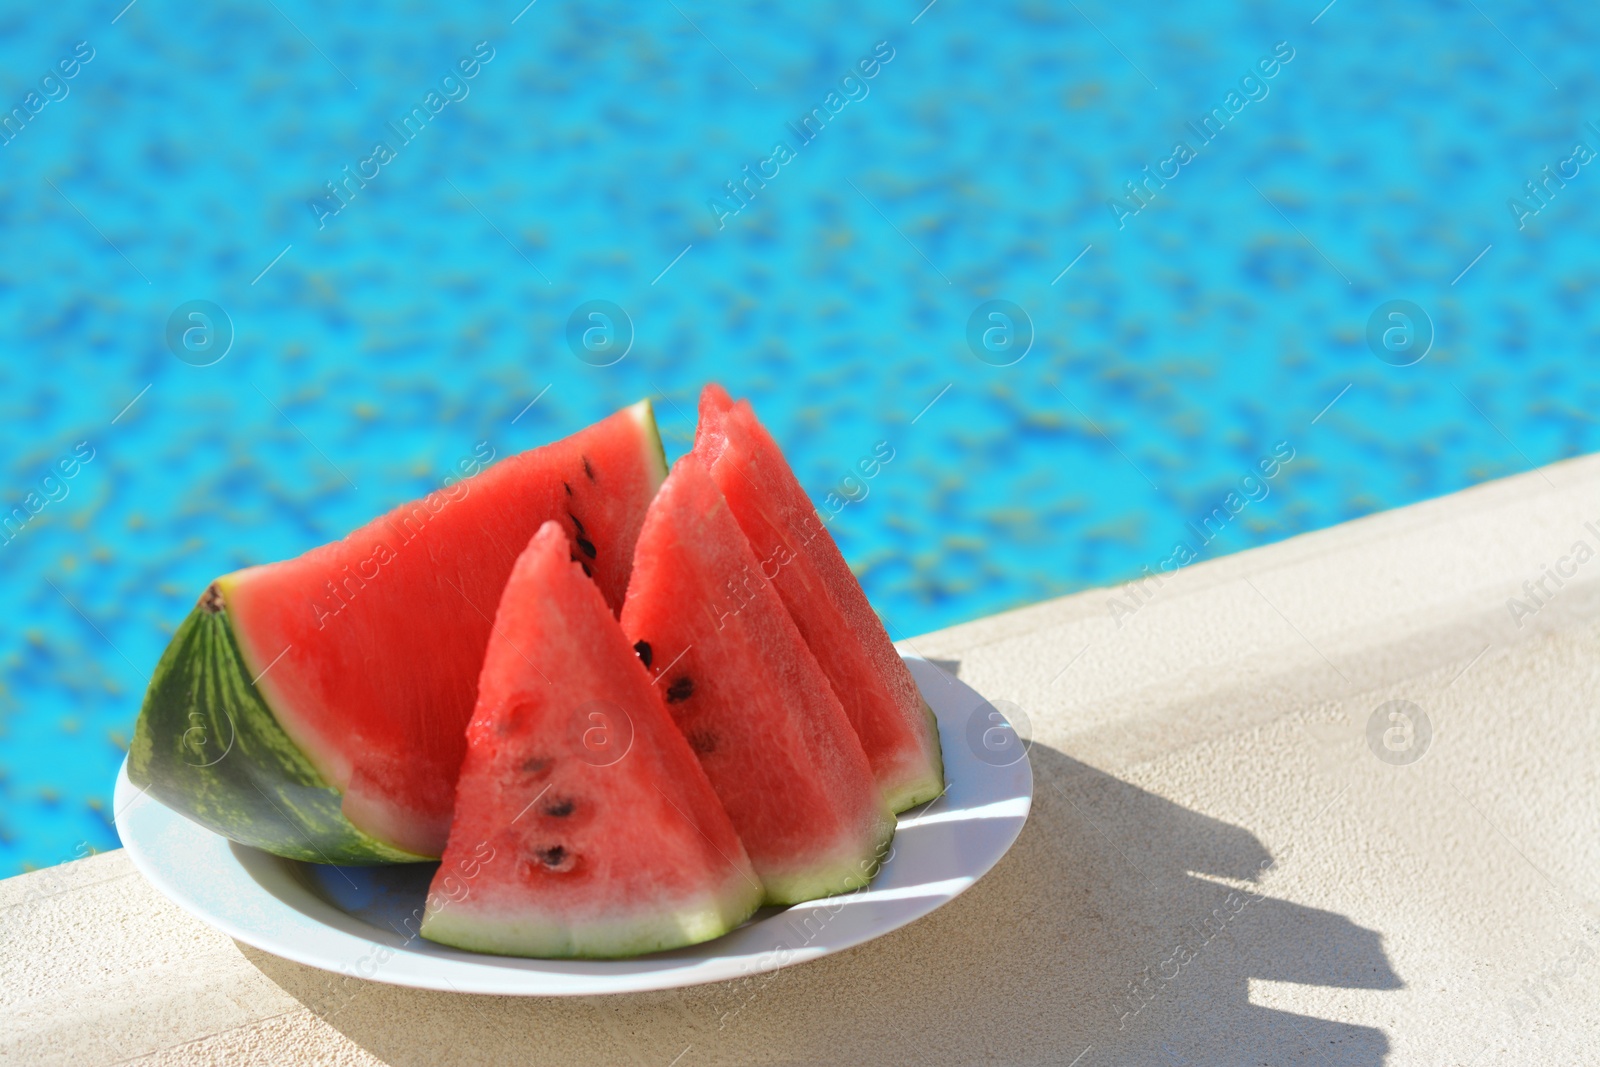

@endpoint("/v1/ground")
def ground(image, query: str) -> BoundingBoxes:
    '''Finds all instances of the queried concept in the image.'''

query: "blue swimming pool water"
[1,0,1594,873]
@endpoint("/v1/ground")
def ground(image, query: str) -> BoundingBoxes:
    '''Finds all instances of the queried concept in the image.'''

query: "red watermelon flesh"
[620,457,896,904]
[221,402,666,857]
[694,385,945,813]
[420,521,763,958]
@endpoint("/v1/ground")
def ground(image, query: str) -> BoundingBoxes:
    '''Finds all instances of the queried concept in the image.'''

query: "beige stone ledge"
[6,457,1600,1065]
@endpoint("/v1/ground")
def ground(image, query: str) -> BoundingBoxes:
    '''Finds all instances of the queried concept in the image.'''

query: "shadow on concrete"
[242,743,1399,1066]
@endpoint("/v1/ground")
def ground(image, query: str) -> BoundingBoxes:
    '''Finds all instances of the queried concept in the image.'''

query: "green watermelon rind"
[420,878,764,960]
[127,597,430,865]
[881,700,946,814]
[760,806,898,906]
[638,397,669,481]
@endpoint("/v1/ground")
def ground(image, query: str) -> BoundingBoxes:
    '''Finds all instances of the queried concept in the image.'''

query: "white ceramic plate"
[114,655,1032,996]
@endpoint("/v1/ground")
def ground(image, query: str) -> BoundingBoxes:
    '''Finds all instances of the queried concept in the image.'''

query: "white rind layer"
[759,806,898,906]
[881,700,947,814]
[419,876,763,959]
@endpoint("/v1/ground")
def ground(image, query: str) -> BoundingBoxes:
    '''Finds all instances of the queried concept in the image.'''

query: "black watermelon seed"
[521,757,551,776]
[579,560,593,578]
[688,730,717,755]
[535,845,566,867]
[666,677,695,703]
[568,512,585,534]
[575,534,597,559]
[563,481,573,496]
[633,640,653,668]
[582,456,595,481]
[543,798,575,818]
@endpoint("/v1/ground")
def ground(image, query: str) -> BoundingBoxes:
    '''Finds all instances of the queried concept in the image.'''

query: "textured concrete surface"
[6,455,1600,1066]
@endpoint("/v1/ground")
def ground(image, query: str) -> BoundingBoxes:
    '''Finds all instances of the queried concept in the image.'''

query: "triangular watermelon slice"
[420,521,763,958]
[620,457,896,904]
[694,386,945,812]
[129,401,668,862]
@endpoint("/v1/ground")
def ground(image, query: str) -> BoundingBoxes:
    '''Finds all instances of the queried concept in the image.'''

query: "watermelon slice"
[128,401,668,863]
[693,386,945,812]
[620,457,896,904]
[420,521,763,958]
